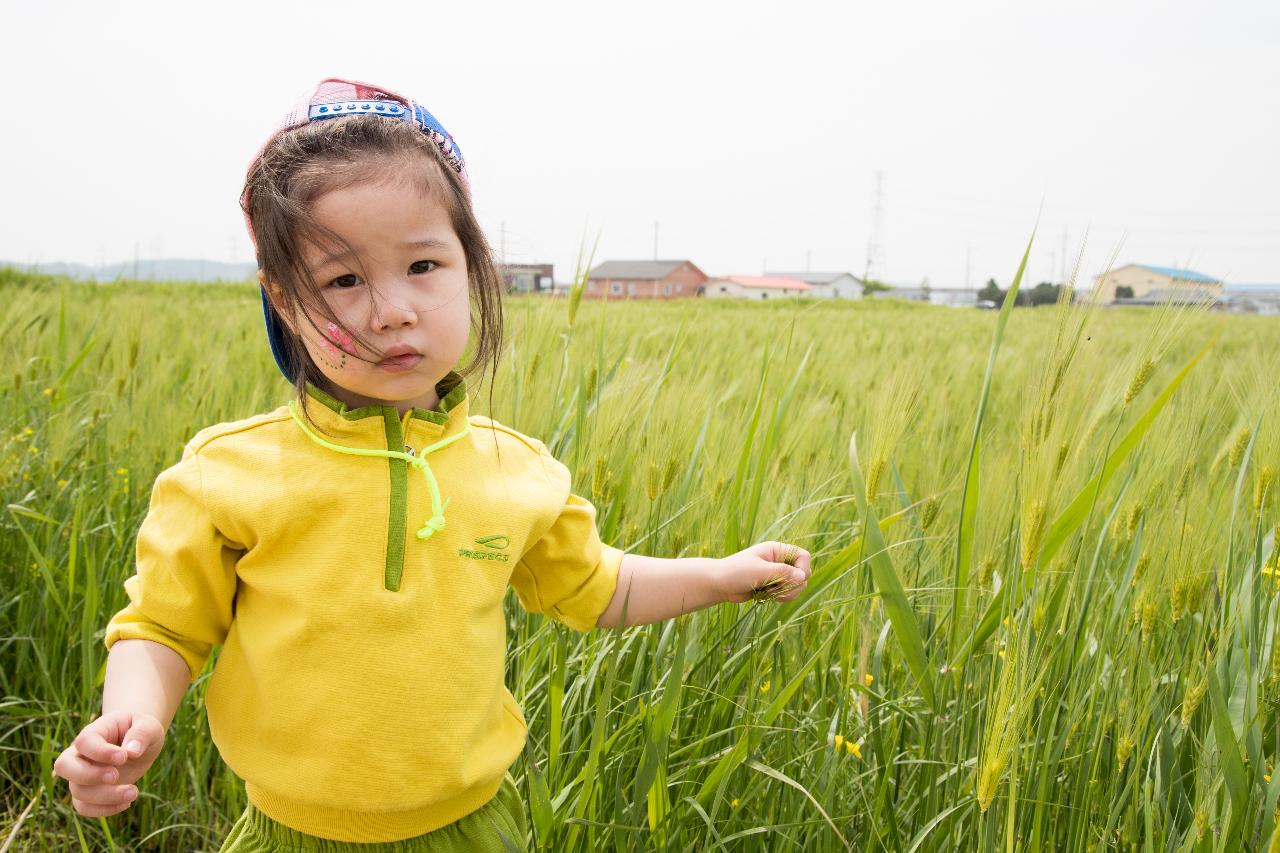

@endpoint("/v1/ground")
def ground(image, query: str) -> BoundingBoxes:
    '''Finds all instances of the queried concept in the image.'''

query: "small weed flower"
[730,798,739,809]
[833,734,844,750]
[41,387,54,397]
[864,673,874,687]
[760,680,771,694]
[23,426,33,436]
[846,741,862,759]
[28,445,38,454]
[57,479,68,488]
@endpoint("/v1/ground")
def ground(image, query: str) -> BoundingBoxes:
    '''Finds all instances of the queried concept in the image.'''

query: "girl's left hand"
[714,541,812,604]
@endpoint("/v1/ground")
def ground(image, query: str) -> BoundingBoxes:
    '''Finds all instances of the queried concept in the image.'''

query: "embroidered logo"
[459,534,510,562]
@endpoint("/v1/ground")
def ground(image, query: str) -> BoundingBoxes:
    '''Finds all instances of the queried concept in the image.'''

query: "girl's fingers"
[68,782,137,807]
[71,797,135,818]
[53,748,118,785]
[74,725,129,766]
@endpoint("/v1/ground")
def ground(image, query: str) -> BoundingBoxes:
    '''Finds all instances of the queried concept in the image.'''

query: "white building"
[704,275,813,300]
[764,271,863,299]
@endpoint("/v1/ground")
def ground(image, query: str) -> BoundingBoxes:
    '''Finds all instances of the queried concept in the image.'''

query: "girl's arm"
[596,541,811,629]
[103,638,192,728]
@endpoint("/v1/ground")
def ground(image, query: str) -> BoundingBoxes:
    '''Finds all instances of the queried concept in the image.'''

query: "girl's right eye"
[329,274,361,290]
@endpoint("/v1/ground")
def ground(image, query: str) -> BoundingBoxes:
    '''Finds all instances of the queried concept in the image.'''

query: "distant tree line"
[977,278,1075,307]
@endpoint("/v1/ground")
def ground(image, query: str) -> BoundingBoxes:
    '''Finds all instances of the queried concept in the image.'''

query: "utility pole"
[1060,227,1068,284]
[864,170,885,284]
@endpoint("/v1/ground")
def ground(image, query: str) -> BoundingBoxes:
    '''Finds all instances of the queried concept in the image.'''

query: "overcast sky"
[5,1,1278,287]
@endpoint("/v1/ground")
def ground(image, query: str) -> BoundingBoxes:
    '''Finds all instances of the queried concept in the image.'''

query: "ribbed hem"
[244,774,505,843]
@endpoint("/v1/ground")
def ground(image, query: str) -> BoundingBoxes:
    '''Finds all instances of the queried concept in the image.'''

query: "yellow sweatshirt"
[104,371,623,842]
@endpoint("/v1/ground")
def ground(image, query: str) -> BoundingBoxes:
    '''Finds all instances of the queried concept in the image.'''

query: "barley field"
[1,258,1278,851]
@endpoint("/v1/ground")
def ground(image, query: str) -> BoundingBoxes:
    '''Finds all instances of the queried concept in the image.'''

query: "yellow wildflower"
[28,446,38,454]
[23,426,33,435]
[846,741,862,759]
[730,798,740,809]
[41,387,54,397]
[760,680,770,694]
[116,467,129,476]
[57,479,68,488]
[998,650,1006,660]
[833,734,844,750]
[864,673,874,687]
[1266,774,1272,783]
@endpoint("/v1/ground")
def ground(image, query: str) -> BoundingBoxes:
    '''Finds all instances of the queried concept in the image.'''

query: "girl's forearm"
[596,553,723,628]
[101,639,191,728]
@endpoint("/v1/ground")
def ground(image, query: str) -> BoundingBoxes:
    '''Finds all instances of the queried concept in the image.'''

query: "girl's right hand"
[52,710,166,817]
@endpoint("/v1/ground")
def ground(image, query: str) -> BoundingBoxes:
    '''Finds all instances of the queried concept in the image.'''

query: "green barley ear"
[1123,358,1155,406]
[645,461,661,501]
[864,453,886,503]
[661,456,679,494]
[591,458,610,500]
[1229,426,1251,467]
[1180,676,1207,728]
[1020,498,1047,570]
[1253,465,1274,515]
[1115,734,1136,772]
[919,497,940,531]
[1175,463,1193,503]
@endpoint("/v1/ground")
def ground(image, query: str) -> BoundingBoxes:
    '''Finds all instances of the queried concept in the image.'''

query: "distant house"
[501,263,554,294]
[1094,264,1223,304]
[585,260,708,300]
[764,271,863,299]
[868,285,930,302]
[704,275,812,300]
[1217,284,1280,316]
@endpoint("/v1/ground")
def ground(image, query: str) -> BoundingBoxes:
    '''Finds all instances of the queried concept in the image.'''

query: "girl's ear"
[259,272,297,334]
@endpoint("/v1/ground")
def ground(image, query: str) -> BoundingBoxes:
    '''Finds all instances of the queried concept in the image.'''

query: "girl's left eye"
[410,260,437,274]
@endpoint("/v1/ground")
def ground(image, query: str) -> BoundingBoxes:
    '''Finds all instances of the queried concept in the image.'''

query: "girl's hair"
[242,114,503,430]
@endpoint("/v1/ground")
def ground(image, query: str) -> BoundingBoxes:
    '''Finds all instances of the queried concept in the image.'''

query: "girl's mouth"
[377,354,423,372]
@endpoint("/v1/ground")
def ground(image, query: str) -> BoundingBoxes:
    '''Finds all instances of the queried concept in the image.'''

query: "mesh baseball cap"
[240,77,469,380]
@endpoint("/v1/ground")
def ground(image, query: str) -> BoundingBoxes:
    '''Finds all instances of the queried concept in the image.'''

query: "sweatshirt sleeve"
[510,447,624,632]
[104,446,241,683]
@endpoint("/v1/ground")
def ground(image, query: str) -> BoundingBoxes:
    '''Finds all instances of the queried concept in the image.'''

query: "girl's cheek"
[325,322,358,355]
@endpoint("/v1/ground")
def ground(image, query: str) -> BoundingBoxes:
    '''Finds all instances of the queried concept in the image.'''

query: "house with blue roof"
[1094,264,1223,305]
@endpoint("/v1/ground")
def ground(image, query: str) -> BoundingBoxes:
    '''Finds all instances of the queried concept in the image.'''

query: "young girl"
[52,77,812,851]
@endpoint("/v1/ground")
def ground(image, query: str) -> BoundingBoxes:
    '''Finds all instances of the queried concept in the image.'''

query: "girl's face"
[285,169,471,415]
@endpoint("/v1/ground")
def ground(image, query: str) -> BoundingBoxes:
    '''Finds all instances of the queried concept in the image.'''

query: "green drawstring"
[287,400,471,541]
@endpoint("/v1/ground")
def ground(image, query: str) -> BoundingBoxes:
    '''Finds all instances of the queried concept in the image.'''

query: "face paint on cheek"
[318,322,350,370]
[326,323,357,355]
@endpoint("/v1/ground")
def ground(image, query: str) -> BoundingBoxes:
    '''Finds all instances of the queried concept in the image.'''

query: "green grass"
[1,264,1278,850]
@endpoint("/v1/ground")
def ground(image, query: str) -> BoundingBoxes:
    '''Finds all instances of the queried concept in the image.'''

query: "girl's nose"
[370,282,419,330]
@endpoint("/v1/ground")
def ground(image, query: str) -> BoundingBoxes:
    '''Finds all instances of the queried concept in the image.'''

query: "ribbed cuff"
[244,774,505,843]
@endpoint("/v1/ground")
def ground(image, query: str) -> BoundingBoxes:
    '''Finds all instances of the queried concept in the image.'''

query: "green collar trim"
[304,371,467,425]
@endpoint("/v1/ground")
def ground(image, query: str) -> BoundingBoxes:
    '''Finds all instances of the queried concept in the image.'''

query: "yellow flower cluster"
[831,734,862,759]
